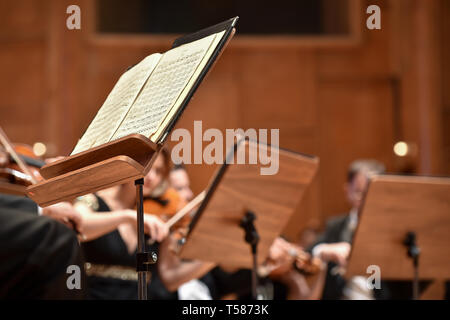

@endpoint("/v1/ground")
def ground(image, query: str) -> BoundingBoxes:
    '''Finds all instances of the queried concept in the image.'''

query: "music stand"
[346,175,450,299]
[0,181,27,196]
[178,138,319,299]
[26,17,239,300]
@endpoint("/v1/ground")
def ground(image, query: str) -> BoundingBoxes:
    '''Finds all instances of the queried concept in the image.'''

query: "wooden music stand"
[26,134,159,300]
[346,174,450,299]
[179,138,319,299]
[26,134,158,206]
[0,181,27,196]
[25,17,239,300]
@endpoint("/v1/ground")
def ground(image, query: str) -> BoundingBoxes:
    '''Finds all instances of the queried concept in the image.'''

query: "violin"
[0,167,34,186]
[0,144,44,183]
[0,126,45,195]
[259,237,323,277]
[150,189,206,251]
[142,185,191,229]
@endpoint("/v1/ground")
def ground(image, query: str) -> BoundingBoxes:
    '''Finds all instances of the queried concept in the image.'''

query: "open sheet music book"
[71,28,228,155]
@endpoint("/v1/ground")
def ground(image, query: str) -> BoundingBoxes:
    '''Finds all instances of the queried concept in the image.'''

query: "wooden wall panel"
[318,79,395,216]
[0,0,48,145]
[317,1,393,79]
[0,0,446,238]
[237,50,317,153]
[397,0,444,175]
[0,0,47,39]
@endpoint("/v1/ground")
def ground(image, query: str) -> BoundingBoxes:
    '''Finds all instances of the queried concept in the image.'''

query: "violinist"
[169,164,194,203]
[0,129,169,299]
[0,132,45,212]
[141,149,216,299]
[166,163,220,299]
[142,148,190,228]
[0,142,85,299]
[258,236,327,300]
[0,130,83,231]
[308,159,385,299]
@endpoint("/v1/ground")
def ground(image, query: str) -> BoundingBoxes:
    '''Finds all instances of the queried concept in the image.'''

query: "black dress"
[81,195,177,300]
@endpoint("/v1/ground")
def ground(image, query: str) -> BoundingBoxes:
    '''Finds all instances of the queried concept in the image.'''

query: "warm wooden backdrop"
[0,0,447,239]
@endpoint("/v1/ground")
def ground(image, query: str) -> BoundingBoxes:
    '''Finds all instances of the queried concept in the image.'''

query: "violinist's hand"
[314,242,351,267]
[42,202,83,234]
[269,237,293,263]
[143,214,169,243]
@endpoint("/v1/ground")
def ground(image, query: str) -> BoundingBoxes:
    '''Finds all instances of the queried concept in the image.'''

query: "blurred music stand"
[346,175,450,299]
[0,181,26,196]
[179,138,319,299]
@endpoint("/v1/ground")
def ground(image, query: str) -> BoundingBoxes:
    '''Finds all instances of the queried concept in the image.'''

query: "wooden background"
[0,0,447,239]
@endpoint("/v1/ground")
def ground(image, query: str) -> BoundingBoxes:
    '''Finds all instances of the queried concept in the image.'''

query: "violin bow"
[0,126,37,184]
[165,190,206,229]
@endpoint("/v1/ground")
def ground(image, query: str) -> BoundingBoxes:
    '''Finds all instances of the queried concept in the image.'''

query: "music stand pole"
[240,211,260,300]
[403,231,420,300]
[135,178,157,300]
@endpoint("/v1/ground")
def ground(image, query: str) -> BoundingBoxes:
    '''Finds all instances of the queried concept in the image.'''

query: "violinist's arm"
[158,234,216,292]
[42,202,83,232]
[74,202,168,242]
[74,202,135,241]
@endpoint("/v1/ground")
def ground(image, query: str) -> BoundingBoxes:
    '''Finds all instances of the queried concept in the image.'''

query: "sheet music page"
[110,31,224,142]
[70,54,161,155]
[152,30,226,142]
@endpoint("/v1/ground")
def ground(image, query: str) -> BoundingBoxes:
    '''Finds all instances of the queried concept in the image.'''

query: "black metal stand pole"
[403,231,420,300]
[135,178,157,300]
[240,211,259,300]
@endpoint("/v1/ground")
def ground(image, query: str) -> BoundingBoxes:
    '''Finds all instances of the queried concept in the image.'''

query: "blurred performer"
[143,150,215,299]
[0,148,85,299]
[143,151,189,228]
[309,159,385,299]
[169,164,194,202]
[167,164,217,299]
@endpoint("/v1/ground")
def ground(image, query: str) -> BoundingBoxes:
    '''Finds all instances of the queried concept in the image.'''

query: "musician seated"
[141,149,216,299]
[309,159,385,299]
[169,164,194,203]
[258,236,327,300]
[35,166,167,300]
[167,163,220,299]
[0,148,85,299]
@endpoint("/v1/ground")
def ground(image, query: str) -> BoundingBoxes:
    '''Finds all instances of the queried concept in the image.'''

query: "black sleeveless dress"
[81,195,177,300]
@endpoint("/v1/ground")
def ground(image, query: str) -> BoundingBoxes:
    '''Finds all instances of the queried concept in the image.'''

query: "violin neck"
[0,126,37,184]
[166,190,206,229]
